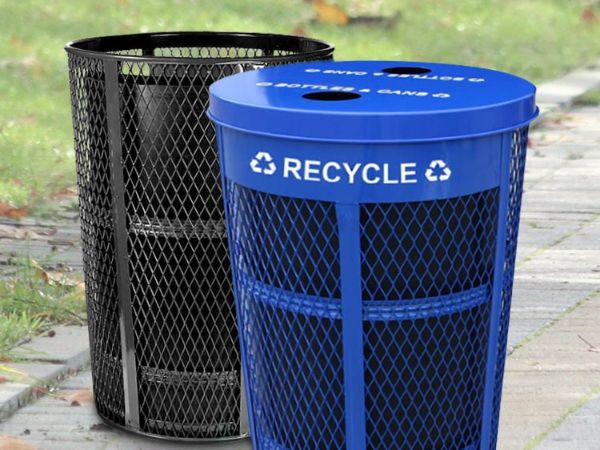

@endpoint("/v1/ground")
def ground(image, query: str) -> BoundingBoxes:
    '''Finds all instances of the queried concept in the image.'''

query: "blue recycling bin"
[208,61,538,450]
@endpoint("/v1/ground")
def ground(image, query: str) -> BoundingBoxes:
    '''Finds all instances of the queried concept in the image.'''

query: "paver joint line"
[0,326,91,421]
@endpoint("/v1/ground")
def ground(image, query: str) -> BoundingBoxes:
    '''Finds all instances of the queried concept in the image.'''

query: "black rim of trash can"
[65,31,334,64]
[66,31,333,442]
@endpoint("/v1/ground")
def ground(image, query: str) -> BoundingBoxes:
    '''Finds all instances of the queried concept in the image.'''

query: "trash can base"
[95,410,250,443]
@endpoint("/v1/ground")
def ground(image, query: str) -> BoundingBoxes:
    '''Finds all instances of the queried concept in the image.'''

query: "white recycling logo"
[425,159,452,182]
[250,151,276,175]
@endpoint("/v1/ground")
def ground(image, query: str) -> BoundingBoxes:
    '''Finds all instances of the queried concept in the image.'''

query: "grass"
[574,88,600,105]
[0,0,600,212]
[0,312,46,360]
[0,257,86,359]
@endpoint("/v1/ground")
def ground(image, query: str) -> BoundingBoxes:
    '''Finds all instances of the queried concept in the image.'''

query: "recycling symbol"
[425,160,452,182]
[250,151,276,175]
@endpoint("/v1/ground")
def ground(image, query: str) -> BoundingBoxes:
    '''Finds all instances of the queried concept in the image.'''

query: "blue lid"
[208,60,538,142]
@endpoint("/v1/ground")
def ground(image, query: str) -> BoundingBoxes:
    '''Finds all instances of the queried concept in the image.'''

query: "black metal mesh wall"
[68,54,126,425]
[66,32,333,440]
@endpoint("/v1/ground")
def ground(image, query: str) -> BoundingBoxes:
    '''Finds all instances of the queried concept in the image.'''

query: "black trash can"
[65,32,333,441]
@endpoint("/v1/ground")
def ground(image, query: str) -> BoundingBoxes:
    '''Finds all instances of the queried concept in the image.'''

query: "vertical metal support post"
[336,203,367,450]
[481,132,512,449]
[104,59,140,429]
[216,125,254,440]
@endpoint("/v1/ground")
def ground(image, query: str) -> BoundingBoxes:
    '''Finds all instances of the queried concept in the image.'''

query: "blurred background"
[1,0,600,360]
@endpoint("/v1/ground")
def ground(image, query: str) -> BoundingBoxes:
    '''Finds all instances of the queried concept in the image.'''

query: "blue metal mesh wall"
[225,129,528,450]
[226,181,345,449]
[360,190,498,449]
[490,128,529,447]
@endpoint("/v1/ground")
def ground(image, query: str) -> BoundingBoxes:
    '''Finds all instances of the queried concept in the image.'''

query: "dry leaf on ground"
[30,259,82,288]
[60,388,93,406]
[89,422,111,432]
[31,386,49,396]
[314,0,349,25]
[0,435,36,450]
[0,203,31,220]
[51,187,77,200]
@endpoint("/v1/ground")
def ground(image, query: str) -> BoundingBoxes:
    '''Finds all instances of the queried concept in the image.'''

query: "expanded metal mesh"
[360,190,498,449]
[490,128,529,447]
[224,129,528,449]
[225,181,346,449]
[68,54,125,425]
[66,32,333,440]
[119,60,244,438]
[360,191,498,301]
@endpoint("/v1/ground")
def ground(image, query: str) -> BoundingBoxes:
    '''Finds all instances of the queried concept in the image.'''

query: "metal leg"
[105,59,140,430]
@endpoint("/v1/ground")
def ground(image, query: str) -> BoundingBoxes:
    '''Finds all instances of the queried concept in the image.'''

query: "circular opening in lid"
[382,66,431,75]
[302,91,361,101]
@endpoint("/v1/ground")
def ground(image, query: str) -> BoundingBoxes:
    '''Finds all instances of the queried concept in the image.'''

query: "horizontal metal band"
[144,418,239,440]
[139,365,238,387]
[363,285,490,321]
[238,273,490,321]
[238,273,342,320]
[129,216,227,239]
[220,126,504,204]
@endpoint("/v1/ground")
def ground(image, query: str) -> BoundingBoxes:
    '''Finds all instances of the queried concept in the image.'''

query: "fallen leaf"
[292,26,308,36]
[31,386,48,396]
[29,259,82,288]
[581,6,598,24]
[0,376,8,384]
[29,259,49,283]
[60,388,93,406]
[314,0,349,25]
[51,187,78,200]
[89,423,111,432]
[0,202,31,220]
[0,435,36,450]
